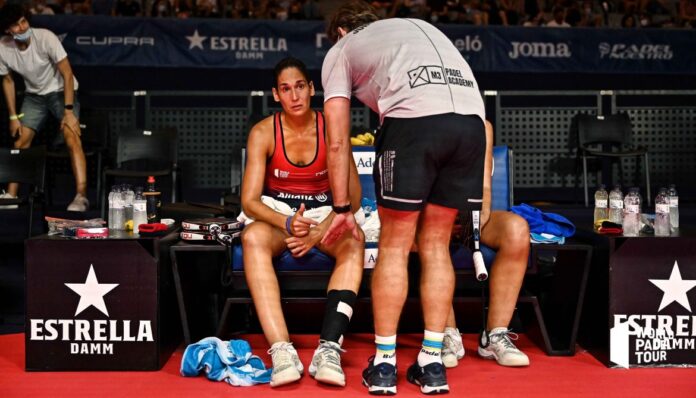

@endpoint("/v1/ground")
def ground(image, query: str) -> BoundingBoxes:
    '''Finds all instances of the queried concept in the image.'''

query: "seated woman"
[240,57,364,388]
[441,120,531,368]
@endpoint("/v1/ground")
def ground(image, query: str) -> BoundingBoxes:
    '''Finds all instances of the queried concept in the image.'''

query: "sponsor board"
[25,240,165,370]
[353,150,375,175]
[609,238,696,368]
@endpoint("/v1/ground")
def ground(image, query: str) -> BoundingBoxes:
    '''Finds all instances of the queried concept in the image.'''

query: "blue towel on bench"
[181,336,271,386]
[511,203,576,238]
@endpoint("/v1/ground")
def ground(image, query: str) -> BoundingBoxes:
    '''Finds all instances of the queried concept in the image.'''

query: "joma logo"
[508,42,571,59]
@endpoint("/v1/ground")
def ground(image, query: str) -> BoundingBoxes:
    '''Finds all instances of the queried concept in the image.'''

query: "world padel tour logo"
[186,29,287,60]
[610,261,696,368]
[29,265,154,355]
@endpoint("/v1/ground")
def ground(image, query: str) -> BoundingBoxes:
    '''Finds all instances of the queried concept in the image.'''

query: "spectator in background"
[175,0,194,17]
[638,10,652,26]
[92,0,116,15]
[621,10,637,26]
[273,0,289,20]
[681,0,696,27]
[30,0,55,14]
[287,0,303,19]
[113,0,142,16]
[522,0,542,24]
[428,0,450,22]
[499,0,522,25]
[371,1,392,18]
[579,0,604,26]
[545,5,570,26]
[481,0,507,25]
[229,0,252,18]
[303,0,321,19]
[151,0,173,16]
[65,0,90,14]
[643,0,674,27]
[45,0,64,14]
[195,0,219,17]
[565,0,583,26]
[457,0,486,25]
[620,0,639,13]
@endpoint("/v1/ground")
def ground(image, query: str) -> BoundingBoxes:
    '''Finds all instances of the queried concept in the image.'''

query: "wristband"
[285,216,293,235]
[332,203,351,214]
[9,113,24,121]
[64,104,74,110]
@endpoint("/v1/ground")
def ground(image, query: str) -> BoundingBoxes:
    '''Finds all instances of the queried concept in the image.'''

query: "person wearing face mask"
[0,4,88,212]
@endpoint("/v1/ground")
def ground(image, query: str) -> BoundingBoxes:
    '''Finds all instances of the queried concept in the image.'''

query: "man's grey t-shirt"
[321,18,484,122]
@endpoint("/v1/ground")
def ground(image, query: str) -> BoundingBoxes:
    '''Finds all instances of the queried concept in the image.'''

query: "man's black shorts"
[373,113,485,212]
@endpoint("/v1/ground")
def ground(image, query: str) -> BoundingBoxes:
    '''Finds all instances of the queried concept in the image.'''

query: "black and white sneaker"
[406,361,449,395]
[362,357,397,395]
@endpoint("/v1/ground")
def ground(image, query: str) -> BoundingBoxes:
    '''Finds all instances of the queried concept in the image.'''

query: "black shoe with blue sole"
[362,358,397,395]
[406,361,450,395]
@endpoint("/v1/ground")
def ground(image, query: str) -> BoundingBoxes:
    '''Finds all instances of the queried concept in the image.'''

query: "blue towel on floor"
[511,203,576,238]
[181,337,271,386]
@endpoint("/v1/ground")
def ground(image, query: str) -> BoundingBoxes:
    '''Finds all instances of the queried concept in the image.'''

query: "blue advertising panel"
[31,16,696,74]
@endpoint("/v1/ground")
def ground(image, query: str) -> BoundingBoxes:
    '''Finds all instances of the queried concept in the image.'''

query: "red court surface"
[1,332,694,397]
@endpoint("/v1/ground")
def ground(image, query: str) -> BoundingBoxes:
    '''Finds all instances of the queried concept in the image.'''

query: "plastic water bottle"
[123,184,135,226]
[608,184,624,225]
[623,187,641,237]
[111,186,125,230]
[593,184,608,225]
[108,185,117,230]
[145,176,161,223]
[133,186,148,234]
[668,184,679,231]
[655,188,670,237]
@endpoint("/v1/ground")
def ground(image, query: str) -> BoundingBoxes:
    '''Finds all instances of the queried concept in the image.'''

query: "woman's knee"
[241,223,270,249]
[504,214,530,250]
[332,229,365,261]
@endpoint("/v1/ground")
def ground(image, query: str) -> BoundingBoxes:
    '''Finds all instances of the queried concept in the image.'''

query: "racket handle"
[473,250,488,281]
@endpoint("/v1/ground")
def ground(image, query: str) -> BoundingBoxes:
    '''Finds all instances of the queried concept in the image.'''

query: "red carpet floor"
[1,332,695,397]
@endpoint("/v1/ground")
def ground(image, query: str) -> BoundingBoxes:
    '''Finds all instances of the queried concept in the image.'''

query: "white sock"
[374,334,397,366]
[418,330,444,367]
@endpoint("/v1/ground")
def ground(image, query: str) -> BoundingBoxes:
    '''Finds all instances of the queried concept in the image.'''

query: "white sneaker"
[67,194,89,212]
[0,191,18,209]
[309,340,346,386]
[268,341,303,387]
[478,327,530,367]
[442,327,465,368]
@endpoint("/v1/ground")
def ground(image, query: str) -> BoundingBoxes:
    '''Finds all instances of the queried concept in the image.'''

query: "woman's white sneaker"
[269,341,304,387]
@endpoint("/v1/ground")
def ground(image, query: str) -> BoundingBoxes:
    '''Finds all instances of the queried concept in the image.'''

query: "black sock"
[319,289,357,344]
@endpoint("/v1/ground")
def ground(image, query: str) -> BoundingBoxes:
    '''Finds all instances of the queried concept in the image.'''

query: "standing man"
[320,1,486,395]
[0,4,88,212]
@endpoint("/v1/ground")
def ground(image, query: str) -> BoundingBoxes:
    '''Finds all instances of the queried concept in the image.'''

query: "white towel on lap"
[237,195,366,226]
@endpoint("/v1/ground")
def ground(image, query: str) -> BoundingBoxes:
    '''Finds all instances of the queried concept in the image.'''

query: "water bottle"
[108,185,117,230]
[111,185,125,230]
[608,184,624,225]
[123,184,135,226]
[593,184,608,225]
[654,188,670,237]
[623,187,641,237]
[145,176,161,223]
[668,184,679,231]
[133,186,148,234]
